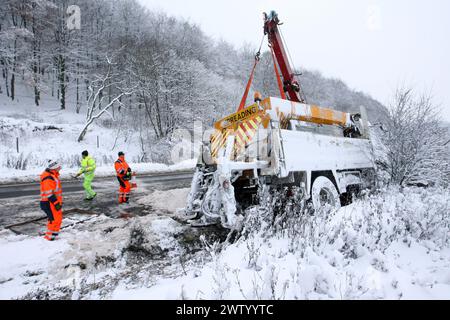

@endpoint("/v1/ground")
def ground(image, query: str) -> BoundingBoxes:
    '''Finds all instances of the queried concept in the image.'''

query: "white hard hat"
[47,160,61,170]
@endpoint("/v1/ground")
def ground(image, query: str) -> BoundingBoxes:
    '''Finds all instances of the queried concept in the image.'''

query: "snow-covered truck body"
[183,96,375,228]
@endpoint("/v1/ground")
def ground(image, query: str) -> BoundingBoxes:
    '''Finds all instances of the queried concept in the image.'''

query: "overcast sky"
[138,0,450,121]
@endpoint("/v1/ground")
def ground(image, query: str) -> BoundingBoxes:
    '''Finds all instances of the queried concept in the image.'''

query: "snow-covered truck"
[181,11,375,228]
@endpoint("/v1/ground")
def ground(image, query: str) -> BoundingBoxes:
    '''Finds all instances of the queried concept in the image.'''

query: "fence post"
[97,135,99,148]
[16,137,19,153]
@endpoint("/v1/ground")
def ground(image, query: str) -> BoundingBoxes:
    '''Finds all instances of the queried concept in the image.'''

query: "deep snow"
[109,187,450,300]
[0,186,449,300]
[0,188,194,299]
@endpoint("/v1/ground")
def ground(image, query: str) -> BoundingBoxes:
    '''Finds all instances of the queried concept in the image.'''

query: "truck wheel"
[340,184,361,206]
[311,176,341,212]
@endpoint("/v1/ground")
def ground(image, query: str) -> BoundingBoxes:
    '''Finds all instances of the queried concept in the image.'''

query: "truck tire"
[340,184,361,206]
[311,176,341,212]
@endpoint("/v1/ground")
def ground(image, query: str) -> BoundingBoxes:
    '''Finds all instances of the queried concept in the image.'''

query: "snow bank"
[0,232,70,299]
[0,187,193,299]
[0,212,188,299]
[120,237,450,300]
[137,188,190,213]
[111,187,450,300]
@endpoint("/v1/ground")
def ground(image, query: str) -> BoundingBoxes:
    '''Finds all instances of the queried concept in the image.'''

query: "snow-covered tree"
[77,57,134,142]
[378,87,450,186]
[0,0,390,152]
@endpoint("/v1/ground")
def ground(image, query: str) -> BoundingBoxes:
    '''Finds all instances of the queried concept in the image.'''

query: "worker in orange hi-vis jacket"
[40,160,63,241]
[114,151,132,204]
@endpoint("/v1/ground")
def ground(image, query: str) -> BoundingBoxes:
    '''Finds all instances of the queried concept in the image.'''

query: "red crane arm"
[263,11,306,103]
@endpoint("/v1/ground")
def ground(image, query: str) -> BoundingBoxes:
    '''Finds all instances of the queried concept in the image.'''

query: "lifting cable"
[270,46,286,100]
[237,34,265,111]
[279,26,307,103]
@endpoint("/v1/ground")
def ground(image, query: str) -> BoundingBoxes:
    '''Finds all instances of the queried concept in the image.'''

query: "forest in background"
[0,0,387,139]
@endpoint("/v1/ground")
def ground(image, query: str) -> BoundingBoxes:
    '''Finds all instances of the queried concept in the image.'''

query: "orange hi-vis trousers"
[40,170,63,241]
[117,177,131,204]
[40,201,63,241]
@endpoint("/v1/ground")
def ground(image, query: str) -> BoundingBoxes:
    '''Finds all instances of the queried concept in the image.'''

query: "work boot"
[85,193,97,201]
[44,232,58,241]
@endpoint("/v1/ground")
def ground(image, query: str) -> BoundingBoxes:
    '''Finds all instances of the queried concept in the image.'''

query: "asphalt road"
[0,171,194,229]
[0,171,194,200]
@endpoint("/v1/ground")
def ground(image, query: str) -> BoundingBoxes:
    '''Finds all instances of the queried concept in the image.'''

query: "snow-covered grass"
[110,187,450,300]
[0,90,195,183]
[0,232,70,299]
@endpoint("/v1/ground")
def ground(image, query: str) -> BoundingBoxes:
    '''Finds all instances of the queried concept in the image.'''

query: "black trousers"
[40,201,54,221]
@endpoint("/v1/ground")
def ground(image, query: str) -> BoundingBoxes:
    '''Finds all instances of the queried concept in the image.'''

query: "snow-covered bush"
[247,186,450,253]
[5,152,30,170]
[376,87,450,187]
[164,186,450,299]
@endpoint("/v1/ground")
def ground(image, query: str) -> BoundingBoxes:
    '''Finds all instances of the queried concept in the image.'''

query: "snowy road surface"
[0,171,193,228]
[0,171,193,200]
[0,178,227,299]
